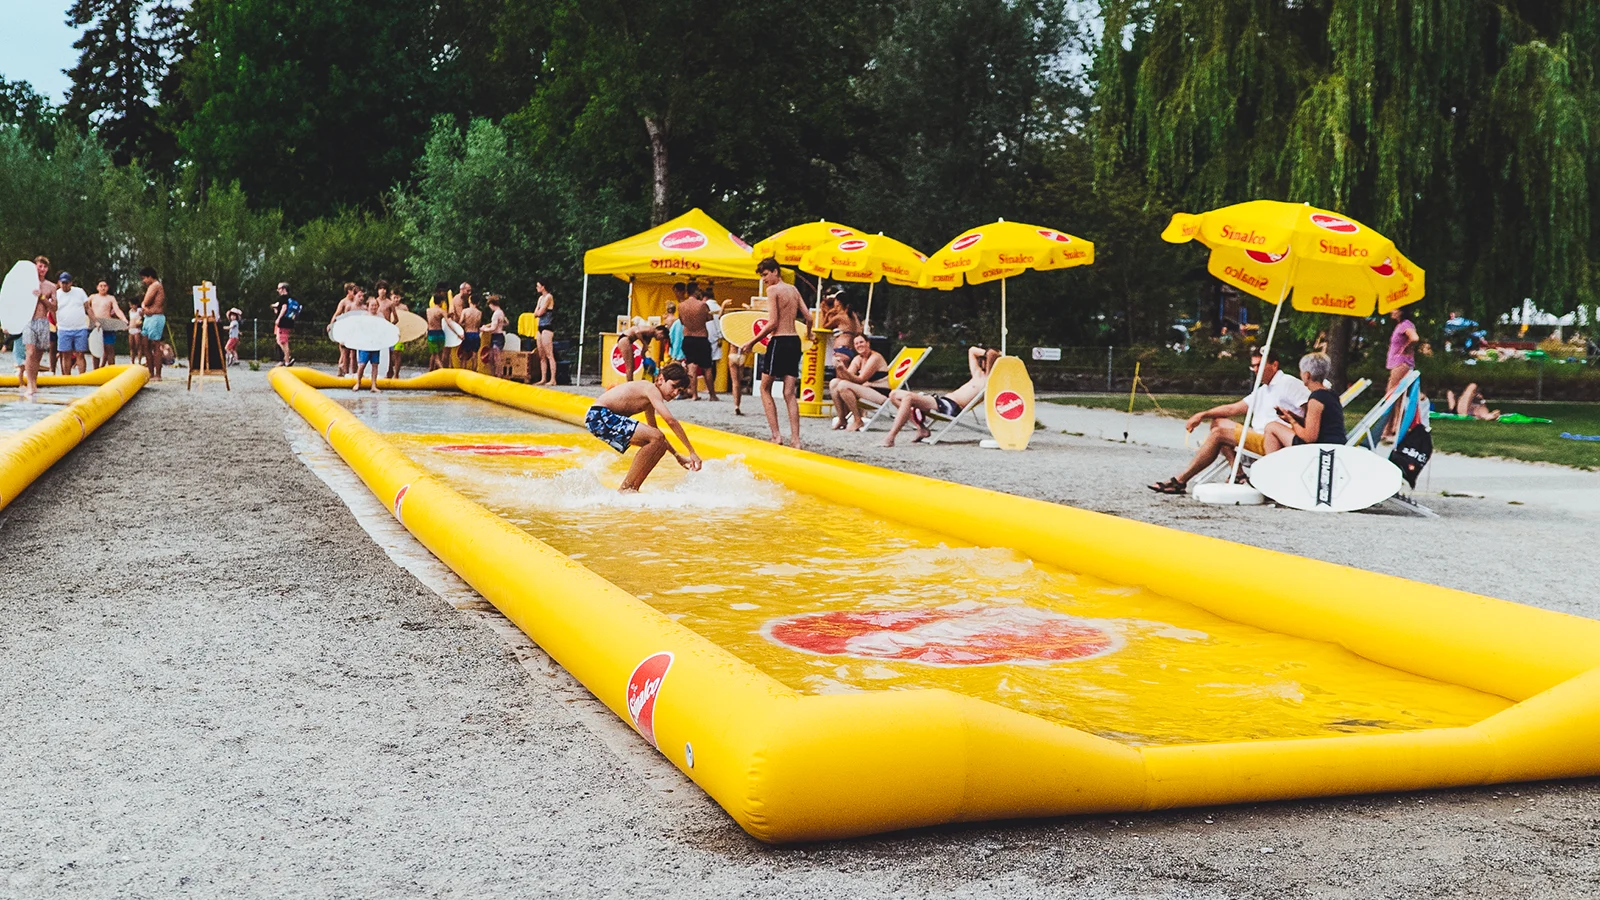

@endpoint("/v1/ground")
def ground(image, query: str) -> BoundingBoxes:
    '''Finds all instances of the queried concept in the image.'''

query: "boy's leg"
[759,373,780,441]
[783,375,801,448]
[621,423,670,492]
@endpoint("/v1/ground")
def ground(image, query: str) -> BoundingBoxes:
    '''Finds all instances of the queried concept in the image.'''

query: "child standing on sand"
[585,362,703,492]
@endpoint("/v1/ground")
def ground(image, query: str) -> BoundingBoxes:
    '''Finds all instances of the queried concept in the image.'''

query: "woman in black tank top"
[1263,352,1347,453]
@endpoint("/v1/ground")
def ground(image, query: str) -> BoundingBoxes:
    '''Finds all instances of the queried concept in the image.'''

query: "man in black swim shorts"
[738,257,814,448]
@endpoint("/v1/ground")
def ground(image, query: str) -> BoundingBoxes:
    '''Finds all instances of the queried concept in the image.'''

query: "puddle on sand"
[331,390,1512,747]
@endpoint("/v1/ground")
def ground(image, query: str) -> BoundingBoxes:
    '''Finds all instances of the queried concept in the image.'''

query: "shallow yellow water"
[350,397,1510,747]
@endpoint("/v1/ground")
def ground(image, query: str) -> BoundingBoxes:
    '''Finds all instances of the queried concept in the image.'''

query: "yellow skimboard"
[983,355,1035,450]
[396,309,429,343]
[718,310,808,354]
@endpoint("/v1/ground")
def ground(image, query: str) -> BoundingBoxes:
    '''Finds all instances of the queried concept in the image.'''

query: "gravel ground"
[1,369,1596,899]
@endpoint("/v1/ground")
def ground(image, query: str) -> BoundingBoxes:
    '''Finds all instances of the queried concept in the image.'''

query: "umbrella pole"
[1227,273,1293,485]
[1001,277,1008,356]
[576,275,590,386]
[864,282,874,337]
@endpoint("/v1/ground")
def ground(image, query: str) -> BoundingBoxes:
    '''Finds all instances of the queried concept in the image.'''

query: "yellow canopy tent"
[578,208,765,384]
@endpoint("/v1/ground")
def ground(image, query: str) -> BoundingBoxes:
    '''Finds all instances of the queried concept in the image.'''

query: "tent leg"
[576,275,590,386]
[1001,278,1008,357]
[1227,273,1294,485]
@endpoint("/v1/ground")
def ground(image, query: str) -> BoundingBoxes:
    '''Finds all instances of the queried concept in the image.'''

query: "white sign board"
[192,281,220,318]
[1031,347,1062,361]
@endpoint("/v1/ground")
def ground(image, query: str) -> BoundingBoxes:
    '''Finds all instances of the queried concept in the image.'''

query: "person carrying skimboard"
[738,257,812,448]
[585,362,703,493]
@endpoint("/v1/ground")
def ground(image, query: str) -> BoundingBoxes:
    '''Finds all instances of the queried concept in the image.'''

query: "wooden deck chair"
[856,346,931,430]
[1191,377,1377,487]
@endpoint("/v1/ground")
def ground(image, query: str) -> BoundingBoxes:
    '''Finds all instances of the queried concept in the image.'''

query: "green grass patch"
[1046,394,1600,469]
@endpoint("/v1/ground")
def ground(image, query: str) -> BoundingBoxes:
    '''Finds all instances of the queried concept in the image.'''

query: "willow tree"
[1094,0,1600,377]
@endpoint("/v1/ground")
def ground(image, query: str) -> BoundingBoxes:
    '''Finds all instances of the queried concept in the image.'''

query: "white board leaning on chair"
[1248,444,1403,512]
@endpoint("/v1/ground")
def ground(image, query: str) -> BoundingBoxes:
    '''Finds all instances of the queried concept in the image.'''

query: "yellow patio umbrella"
[753,219,865,310]
[797,232,927,335]
[1161,199,1426,481]
[919,219,1094,355]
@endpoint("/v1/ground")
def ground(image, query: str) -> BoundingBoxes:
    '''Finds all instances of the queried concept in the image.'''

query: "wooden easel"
[188,282,230,390]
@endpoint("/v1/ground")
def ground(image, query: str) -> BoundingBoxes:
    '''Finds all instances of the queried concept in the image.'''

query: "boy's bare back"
[595,380,662,417]
[766,283,804,336]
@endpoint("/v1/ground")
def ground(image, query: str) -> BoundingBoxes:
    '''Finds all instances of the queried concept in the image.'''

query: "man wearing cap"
[54,272,92,375]
[138,267,167,382]
[20,256,57,398]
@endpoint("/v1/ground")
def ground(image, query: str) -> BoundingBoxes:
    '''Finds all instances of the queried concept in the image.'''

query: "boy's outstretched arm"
[647,386,703,471]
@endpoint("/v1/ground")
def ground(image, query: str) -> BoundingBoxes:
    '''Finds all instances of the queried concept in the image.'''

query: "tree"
[1,78,61,151]
[64,0,187,166]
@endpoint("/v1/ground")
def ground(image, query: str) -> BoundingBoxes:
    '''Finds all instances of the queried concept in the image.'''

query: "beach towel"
[1559,432,1600,442]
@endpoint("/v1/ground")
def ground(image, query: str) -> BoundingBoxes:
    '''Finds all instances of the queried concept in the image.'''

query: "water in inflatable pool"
[336,392,1511,746]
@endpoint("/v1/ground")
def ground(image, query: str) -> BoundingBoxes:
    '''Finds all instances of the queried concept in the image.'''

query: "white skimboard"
[89,329,105,358]
[1249,443,1402,512]
[503,333,522,352]
[1194,483,1266,506]
[443,318,464,348]
[328,311,402,352]
[1,260,40,334]
[395,309,428,343]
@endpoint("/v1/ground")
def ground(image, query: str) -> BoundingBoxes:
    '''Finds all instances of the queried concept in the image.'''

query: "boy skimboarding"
[585,362,703,492]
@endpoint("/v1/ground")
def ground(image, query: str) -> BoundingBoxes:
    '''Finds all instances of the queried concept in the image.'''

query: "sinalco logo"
[659,228,708,251]
[951,233,983,252]
[994,390,1025,420]
[625,652,674,748]
[837,238,869,253]
[1309,213,1360,234]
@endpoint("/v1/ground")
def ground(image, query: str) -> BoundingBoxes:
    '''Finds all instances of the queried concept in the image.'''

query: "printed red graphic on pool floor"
[762,603,1120,666]
[433,443,577,457]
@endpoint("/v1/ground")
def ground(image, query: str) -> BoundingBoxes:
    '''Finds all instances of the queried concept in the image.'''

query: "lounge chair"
[923,392,988,445]
[1191,376,1376,487]
[855,347,931,430]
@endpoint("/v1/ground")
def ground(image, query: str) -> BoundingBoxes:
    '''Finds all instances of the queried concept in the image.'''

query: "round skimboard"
[1248,443,1402,512]
[396,309,428,343]
[328,311,402,352]
[1194,483,1266,506]
[97,318,129,332]
[983,355,1035,450]
[443,319,464,348]
[1,260,39,334]
[718,310,807,354]
[503,333,522,352]
[89,329,105,358]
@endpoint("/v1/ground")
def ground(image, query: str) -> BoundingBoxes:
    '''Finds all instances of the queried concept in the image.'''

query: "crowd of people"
[6,256,175,397]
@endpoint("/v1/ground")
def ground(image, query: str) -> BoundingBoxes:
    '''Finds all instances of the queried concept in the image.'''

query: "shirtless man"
[137,267,167,382]
[330,283,360,376]
[458,292,483,370]
[676,288,717,401]
[425,285,449,371]
[883,346,999,447]
[482,294,508,375]
[20,256,57,398]
[738,257,813,447]
[89,280,128,367]
[584,362,702,492]
[386,289,408,378]
[351,293,384,393]
[615,320,660,382]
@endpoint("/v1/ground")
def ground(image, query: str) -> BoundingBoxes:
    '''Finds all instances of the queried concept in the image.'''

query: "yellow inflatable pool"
[273,366,1600,842]
[0,365,148,513]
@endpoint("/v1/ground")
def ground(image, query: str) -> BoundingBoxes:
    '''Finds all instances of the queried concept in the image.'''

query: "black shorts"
[767,334,802,379]
[682,335,714,369]
[933,394,961,417]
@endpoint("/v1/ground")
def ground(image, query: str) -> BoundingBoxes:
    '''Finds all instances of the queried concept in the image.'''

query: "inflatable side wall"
[273,367,1600,842]
[0,365,148,513]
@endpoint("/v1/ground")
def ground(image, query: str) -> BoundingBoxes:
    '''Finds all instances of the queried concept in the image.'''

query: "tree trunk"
[644,115,670,225]
[1327,315,1353,393]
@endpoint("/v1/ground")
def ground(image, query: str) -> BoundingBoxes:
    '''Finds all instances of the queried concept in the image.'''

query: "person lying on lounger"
[829,333,888,431]
[1444,383,1500,420]
[882,346,999,447]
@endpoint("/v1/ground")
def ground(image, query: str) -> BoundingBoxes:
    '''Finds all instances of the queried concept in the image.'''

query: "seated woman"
[828,333,889,430]
[1263,352,1347,453]
[1445,383,1500,420]
[882,346,999,447]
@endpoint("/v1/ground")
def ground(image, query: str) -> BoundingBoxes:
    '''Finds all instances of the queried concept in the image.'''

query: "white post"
[576,274,590,386]
[864,282,875,337]
[1227,270,1295,485]
[1000,277,1008,356]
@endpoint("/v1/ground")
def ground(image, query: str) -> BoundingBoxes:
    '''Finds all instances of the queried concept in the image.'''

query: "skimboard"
[396,309,428,343]
[1248,444,1402,512]
[444,319,464,348]
[718,310,807,354]
[97,318,129,332]
[504,333,522,352]
[983,355,1035,450]
[328,311,402,352]
[1194,483,1266,506]
[1,260,39,334]
[89,329,105,358]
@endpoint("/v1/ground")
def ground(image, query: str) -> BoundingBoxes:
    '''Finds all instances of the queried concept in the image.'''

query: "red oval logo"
[761,604,1120,666]
[659,228,708,251]
[728,231,751,252]
[1370,257,1395,277]
[610,340,645,374]
[1309,213,1359,234]
[1036,229,1072,243]
[828,227,855,238]
[836,238,869,252]
[625,652,673,748]
[951,233,983,252]
[892,357,914,380]
[1246,249,1288,265]
[994,390,1025,420]
[801,387,816,402]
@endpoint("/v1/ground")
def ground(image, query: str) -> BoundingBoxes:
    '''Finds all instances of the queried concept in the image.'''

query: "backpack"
[282,297,302,324]
[1389,423,1433,488]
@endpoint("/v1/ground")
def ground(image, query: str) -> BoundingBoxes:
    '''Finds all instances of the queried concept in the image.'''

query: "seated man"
[882,346,999,447]
[1148,348,1308,494]
[1263,352,1347,452]
[829,333,888,431]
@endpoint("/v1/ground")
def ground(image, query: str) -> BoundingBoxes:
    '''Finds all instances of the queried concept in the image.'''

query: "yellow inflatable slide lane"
[271,366,1600,843]
[0,365,149,513]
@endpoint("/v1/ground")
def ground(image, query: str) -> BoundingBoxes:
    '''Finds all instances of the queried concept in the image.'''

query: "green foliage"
[277,211,411,318]
[1,79,61,151]
[64,0,186,167]
[0,127,116,280]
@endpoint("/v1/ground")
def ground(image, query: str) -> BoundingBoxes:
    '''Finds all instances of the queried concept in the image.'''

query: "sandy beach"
[2,369,1596,898]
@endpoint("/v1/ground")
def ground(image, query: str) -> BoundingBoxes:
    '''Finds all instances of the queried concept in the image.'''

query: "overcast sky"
[1,1,81,101]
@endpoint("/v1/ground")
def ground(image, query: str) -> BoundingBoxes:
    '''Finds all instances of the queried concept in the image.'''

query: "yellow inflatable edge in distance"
[0,365,149,514]
[271,366,1600,843]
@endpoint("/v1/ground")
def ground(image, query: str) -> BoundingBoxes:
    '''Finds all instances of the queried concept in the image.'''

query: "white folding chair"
[857,346,931,430]
[924,393,988,445]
